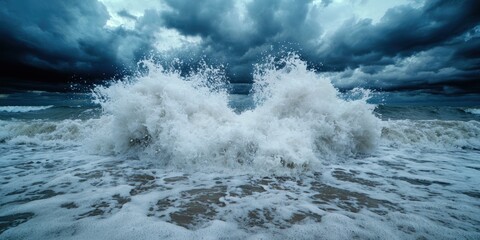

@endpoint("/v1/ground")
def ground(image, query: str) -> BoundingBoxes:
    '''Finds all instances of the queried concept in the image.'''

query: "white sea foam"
[465,108,480,115]
[0,105,54,113]
[87,55,381,171]
[0,119,92,146]
[382,119,480,149]
[1,146,479,239]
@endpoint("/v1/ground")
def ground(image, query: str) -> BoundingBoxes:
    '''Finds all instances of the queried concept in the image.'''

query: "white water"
[0,105,53,113]
[465,108,480,115]
[87,55,380,171]
[1,55,479,239]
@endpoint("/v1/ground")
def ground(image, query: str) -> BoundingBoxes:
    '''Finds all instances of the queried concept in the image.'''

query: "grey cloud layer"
[1,0,479,92]
[0,0,115,74]
[321,1,480,92]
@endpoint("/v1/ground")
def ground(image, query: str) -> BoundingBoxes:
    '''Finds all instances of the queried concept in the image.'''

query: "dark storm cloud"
[327,43,480,93]
[323,0,480,93]
[159,0,321,80]
[1,0,479,93]
[156,0,480,91]
[0,0,115,73]
[0,0,153,90]
[321,0,480,69]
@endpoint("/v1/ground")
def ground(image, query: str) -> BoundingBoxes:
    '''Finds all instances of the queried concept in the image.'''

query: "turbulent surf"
[1,55,479,239]
[87,55,380,171]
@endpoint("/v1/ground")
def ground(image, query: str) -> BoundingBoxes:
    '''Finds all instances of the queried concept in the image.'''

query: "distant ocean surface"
[1,57,479,239]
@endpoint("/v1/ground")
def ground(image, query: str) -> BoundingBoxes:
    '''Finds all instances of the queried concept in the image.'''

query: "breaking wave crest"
[86,55,381,170]
[465,108,480,115]
[0,105,53,113]
[0,119,91,145]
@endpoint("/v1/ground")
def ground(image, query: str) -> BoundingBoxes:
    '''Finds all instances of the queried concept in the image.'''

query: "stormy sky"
[1,0,479,93]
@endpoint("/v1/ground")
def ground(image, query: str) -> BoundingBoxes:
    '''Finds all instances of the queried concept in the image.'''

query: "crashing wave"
[87,54,381,171]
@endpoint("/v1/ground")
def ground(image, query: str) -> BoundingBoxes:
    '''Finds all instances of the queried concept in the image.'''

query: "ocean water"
[1,56,479,239]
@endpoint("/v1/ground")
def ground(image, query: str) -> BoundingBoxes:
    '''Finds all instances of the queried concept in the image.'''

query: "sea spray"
[250,54,380,159]
[87,54,382,171]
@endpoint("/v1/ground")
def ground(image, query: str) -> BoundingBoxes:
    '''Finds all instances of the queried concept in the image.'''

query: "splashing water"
[88,54,381,171]
[1,55,480,239]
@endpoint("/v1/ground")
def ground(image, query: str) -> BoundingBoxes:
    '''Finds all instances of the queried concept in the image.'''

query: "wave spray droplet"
[88,54,381,171]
